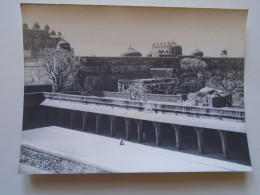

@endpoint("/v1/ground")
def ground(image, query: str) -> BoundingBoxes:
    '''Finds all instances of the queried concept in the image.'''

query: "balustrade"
[43,92,245,120]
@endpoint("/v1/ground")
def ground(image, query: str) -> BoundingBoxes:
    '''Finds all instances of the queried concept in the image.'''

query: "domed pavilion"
[56,40,71,52]
[191,48,204,57]
[120,45,142,57]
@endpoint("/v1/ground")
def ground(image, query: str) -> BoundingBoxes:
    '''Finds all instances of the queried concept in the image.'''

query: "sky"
[21,4,248,57]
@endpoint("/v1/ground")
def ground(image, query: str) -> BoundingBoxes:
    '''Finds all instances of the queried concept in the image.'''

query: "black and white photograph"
[19,4,251,174]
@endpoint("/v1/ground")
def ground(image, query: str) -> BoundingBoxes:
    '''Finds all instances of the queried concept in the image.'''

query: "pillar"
[172,124,182,150]
[70,110,76,129]
[153,122,161,146]
[109,116,116,137]
[194,127,204,154]
[135,120,143,143]
[95,114,102,134]
[218,130,228,158]
[58,109,64,126]
[124,118,132,140]
[82,112,88,131]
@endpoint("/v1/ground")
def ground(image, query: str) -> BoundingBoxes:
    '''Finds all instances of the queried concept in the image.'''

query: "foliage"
[23,23,28,30]
[32,22,41,30]
[44,24,50,32]
[180,58,208,71]
[58,32,62,37]
[127,82,149,101]
[50,30,56,36]
[206,70,244,94]
[83,76,103,95]
[38,49,81,92]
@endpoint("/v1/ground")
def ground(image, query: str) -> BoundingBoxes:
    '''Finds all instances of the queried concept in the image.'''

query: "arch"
[114,117,126,138]
[180,126,197,152]
[99,115,110,135]
[85,112,96,132]
[160,123,175,148]
[142,121,156,146]
[203,129,222,155]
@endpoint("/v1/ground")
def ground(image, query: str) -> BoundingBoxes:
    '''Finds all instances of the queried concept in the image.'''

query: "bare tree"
[38,49,81,92]
[206,70,244,93]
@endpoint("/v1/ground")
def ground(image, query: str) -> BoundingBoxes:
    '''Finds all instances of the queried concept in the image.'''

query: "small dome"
[120,45,142,57]
[191,48,204,57]
[56,40,71,52]
[169,41,182,56]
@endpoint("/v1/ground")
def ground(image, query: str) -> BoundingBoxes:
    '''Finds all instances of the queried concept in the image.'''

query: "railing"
[42,92,245,120]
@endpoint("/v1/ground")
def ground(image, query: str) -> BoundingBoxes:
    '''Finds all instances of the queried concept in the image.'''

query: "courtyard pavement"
[20,126,252,173]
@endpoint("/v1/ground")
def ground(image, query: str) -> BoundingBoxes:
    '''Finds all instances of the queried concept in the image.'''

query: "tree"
[50,30,56,36]
[206,70,244,94]
[23,23,28,30]
[58,31,62,37]
[38,49,81,92]
[32,22,41,30]
[180,58,207,71]
[44,24,50,32]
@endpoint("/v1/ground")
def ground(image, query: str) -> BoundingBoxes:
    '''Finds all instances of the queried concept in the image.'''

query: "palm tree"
[23,23,28,30]
[32,22,41,30]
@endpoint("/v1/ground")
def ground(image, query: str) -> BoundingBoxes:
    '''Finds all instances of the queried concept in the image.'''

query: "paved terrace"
[20,126,252,173]
[40,92,246,133]
[24,92,248,159]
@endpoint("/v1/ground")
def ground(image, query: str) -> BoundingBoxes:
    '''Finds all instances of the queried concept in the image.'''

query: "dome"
[120,45,142,57]
[191,48,204,57]
[169,41,182,56]
[56,40,71,52]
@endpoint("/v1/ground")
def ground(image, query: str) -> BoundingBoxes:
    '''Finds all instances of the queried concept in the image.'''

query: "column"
[109,116,116,137]
[95,114,102,134]
[172,124,182,150]
[194,127,204,154]
[124,118,132,140]
[58,109,64,126]
[135,120,143,143]
[218,130,228,158]
[153,122,161,146]
[82,112,88,131]
[70,110,76,129]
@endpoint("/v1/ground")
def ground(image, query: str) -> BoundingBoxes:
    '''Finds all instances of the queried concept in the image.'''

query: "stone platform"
[19,126,252,174]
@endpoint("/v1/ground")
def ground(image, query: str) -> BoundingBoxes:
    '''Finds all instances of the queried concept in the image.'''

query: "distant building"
[56,40,72,52]
[23,25,62,59]
[191,48,204,57]
[150,40,183,57]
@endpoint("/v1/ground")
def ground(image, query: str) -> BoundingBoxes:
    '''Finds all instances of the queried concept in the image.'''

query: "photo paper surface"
[19,4,251,174]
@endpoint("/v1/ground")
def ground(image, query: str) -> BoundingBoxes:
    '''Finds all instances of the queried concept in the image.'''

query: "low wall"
[103,91,182,103]
[143,94,182,103]
[42,92,245,121]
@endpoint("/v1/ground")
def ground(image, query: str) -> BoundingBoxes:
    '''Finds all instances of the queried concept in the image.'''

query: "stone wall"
[19,145,109,174]
[24,60,51,86]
